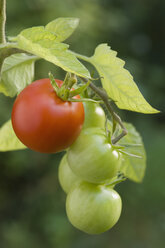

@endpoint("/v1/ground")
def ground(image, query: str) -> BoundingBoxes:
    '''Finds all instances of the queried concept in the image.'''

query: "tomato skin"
[83,102,106,129]
[11,78,84,153]
[58,154,81,194]
[67,127,121,184]
[66,181,122,234]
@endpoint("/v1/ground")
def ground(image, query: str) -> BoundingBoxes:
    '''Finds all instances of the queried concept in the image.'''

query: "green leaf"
[89,44,159,113]
[45,17,79,42]
[0,120,26,151]
[118,123,146,182]
[16,24,90,78]
[0,53,36,97]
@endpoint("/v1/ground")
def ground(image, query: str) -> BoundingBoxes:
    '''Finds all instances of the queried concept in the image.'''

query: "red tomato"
[11,78,84,153]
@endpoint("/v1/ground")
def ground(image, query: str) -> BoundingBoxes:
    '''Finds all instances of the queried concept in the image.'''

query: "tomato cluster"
[59,102,122,234]
[12,79,122,235]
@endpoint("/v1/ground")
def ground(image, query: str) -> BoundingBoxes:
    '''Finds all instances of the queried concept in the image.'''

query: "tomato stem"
[105,117,112,144]
[80,77,128,144]
[0,44,28,79]
[49,72,93,102]
[106,174,126,187]
[112,118,117,134]
[0,0,6,44]
[68,98,103,104]
[57,73,77,100]
[107,178,126,187]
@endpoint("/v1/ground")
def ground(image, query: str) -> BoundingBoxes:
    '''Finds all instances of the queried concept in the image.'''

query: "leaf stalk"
[80,77,128,144]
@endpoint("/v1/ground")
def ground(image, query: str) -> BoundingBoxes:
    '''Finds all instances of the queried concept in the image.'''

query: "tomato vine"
[0,0,159,235]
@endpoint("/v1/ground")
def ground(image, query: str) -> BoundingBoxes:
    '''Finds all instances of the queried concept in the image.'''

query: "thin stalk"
[70,51,90,63]
[0,0,6,43]
[80,77,128,144]
[89,82,128,144]
[0,46,27,77]
[68,98,103,104]
[71,50,128,144]
[106,177,126,187]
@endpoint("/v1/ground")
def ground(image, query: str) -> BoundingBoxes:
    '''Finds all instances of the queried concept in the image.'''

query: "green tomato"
[58,154,81,194]
[67,127,121,184]
[83,102,106,129]
[66,181,122,234]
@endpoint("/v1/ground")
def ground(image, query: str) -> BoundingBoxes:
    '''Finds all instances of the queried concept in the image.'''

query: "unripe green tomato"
[66,181,122,234]
[67,127,121,184]
[58,154,81,194]
[83,102,106,129]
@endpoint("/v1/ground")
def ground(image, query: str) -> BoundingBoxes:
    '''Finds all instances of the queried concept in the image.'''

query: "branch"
[80,77,128,144]
[0,0,6,43]
[0,46,27,77]
[0,47,25,58]
[0,45,38,80]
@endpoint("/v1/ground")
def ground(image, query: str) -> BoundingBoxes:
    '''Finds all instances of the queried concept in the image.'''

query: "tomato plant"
[67,127,121,184]
[0,0,159,236]
[66,181,122,234]
[12,78,84,153]
[58,154,81,194]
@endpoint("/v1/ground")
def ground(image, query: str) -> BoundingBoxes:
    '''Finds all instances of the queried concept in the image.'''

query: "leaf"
[89,44,159,113]
[0,120,26,151]
[118,122,146,182]
[16,24,90,78]
[45,17,79,42]
[0,53,36,97]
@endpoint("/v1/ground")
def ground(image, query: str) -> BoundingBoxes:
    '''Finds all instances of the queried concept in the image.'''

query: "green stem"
[0,46,26,77]
[0,42,39,77]
[68,98,103,104]
[70,50,91,63]
[89,82,128,144]
[0,47,25,58]
[0,45,31,75]
[106,177,126,187]
[71,50,128,144]
[80,77,128,144]
[57,73,77,101]
[0,43,31,63]
[0,0,6,43]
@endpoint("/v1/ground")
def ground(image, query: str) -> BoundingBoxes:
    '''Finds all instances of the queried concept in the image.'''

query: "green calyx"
[49,71,76,101]
[49,72,102,104]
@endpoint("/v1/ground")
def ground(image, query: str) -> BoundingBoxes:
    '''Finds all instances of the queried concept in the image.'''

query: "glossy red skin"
[12,78,84,153]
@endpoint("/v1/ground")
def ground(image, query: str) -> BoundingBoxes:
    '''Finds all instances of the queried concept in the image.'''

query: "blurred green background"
[0,0,165,247]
